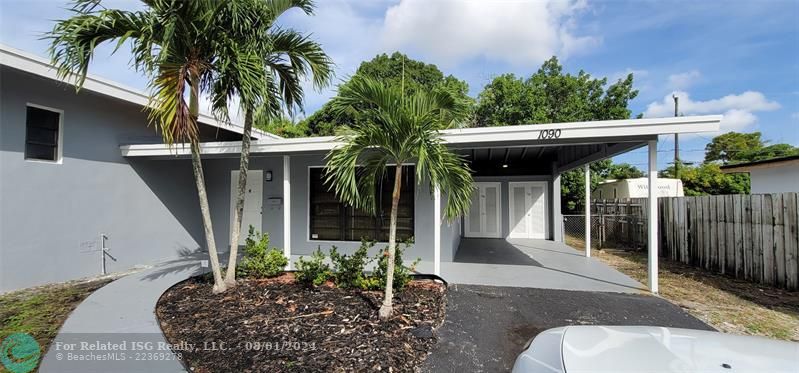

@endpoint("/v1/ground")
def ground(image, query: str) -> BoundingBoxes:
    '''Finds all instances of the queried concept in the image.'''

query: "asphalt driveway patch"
[423,284,713,372]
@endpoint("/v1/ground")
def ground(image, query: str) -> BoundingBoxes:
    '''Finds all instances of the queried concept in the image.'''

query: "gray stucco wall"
[439,192,462,262]
[0,67,202,292]
[199,157,558,265]
[203,156,286,250]
[199,154,438,263]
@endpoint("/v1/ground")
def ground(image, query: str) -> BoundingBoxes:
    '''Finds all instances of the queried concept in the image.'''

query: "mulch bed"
[156,273,446,372]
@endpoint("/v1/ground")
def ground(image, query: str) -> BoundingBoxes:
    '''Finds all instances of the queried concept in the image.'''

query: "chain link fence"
[563,213,647,251]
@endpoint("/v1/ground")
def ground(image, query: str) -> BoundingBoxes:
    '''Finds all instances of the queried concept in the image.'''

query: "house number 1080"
[538,129,561,139]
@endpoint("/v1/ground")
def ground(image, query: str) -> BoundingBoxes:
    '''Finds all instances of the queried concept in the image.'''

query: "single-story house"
[0,44,721,293]
[720,155,799,194]
[594,177,684,200]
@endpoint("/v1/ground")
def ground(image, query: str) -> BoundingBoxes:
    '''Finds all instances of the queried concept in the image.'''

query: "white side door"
[465,182,502,238]
[230,170,263,245]
[509,182,547,239]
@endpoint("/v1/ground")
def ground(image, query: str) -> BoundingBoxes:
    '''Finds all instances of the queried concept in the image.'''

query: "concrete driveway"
[441,238,645,293]
[423,284,713,372]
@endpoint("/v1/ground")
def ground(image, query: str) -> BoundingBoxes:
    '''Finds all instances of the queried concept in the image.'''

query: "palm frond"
[47,7,156,86]
[269,28,334,89]
[267,0,315,18]
[147,59,200,146]
[325,76,475,222]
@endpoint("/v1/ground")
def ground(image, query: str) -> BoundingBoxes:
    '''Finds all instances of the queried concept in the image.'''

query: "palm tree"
[224,0,333,287]
[47,0,276,293]
[325,76,474,320]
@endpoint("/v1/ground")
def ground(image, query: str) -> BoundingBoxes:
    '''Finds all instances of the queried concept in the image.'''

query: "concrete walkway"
[39,255,204,372]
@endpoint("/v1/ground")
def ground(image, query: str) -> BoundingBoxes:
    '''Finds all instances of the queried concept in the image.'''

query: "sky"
[2,0,798,170]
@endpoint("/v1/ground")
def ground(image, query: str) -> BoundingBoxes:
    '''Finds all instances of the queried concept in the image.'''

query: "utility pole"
[673,95,680,179]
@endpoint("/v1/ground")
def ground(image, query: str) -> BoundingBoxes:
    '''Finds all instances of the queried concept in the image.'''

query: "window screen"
[25,106,61,161]
[309,165,415,242]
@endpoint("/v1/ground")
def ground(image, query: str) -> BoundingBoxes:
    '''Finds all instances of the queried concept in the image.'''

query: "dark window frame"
[308,165,415,243]
[24,104,63,163]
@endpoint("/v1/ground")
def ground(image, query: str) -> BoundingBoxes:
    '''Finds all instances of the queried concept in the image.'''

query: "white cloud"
[644,91,781,132]
[380,0,599,66]
[611,68,648,82]
[667,70,701,90]
[720,109,758,131]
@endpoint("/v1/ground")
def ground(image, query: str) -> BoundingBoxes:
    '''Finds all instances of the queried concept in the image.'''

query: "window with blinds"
[309,165,415,242]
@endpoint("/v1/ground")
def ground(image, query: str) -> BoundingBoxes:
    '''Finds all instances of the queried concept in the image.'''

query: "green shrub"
[363,239,420,291]
[238,226,287,278]
[295,248,331,286]
[329,241,373,289]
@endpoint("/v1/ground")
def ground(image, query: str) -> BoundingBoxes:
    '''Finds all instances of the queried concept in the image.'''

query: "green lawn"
[0,278,112,372]
[591,247,799,341]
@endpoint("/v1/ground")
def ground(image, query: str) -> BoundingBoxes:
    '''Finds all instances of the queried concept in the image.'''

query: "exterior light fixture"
[265,170,273,182]
[502,164,509,168]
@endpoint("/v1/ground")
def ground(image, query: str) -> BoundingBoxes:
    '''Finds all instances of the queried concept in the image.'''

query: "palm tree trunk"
[379,165,403,320]
[189,74,226,293]
[224,108,254,286]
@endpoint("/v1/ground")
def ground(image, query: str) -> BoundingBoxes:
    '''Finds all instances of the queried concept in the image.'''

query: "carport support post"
[283,155,291,269]
[433,186,441,276]
[584,164,591,257]
[647,140,659,293]
[551,162,563,242]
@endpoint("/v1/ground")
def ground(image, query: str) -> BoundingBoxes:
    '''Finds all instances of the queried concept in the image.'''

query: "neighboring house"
[594,177,684,200]
[0,45,722,292]
[720,155,799,194]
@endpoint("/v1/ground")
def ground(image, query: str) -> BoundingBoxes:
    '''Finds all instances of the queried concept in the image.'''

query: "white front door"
[465,182,502,238]
[230,170,263,245]
[509,182,547,239]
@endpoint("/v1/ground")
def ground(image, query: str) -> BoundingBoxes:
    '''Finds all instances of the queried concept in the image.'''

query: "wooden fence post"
[786,193,798,291]
[762,194,774,286]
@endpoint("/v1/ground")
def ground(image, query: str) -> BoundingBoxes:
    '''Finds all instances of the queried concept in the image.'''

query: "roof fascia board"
[120,115,720,158]
[721,158,799,173]
[443,115,720,145]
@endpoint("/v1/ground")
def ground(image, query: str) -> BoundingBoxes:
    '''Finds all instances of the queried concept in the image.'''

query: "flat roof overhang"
[120,115,721,173]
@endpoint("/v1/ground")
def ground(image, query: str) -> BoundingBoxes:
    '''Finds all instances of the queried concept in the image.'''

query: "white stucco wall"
[750,165,799,194]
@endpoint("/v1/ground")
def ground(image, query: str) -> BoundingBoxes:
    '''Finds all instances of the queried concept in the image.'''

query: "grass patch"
[585,245,799,342]
[0,277,113,368]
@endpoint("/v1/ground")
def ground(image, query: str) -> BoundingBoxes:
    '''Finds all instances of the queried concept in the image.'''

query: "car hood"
[561,326,799,373]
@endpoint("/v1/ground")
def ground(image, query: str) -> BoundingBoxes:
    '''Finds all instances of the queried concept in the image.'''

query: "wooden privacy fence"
[660,193,799,291]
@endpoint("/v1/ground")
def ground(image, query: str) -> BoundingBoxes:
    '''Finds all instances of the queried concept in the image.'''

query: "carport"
[437,115,722,294]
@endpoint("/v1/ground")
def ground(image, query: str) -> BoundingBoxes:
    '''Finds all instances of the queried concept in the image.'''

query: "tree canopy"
[255,115,311,138]
[561,159,612,211]
[303,52,473,136]
[704,131,799,164]
[607,163,645,180]
[660,163,750,196]
[475,57,638,126]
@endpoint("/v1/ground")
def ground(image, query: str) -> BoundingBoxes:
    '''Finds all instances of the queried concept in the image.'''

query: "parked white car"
[512,326,799,373]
